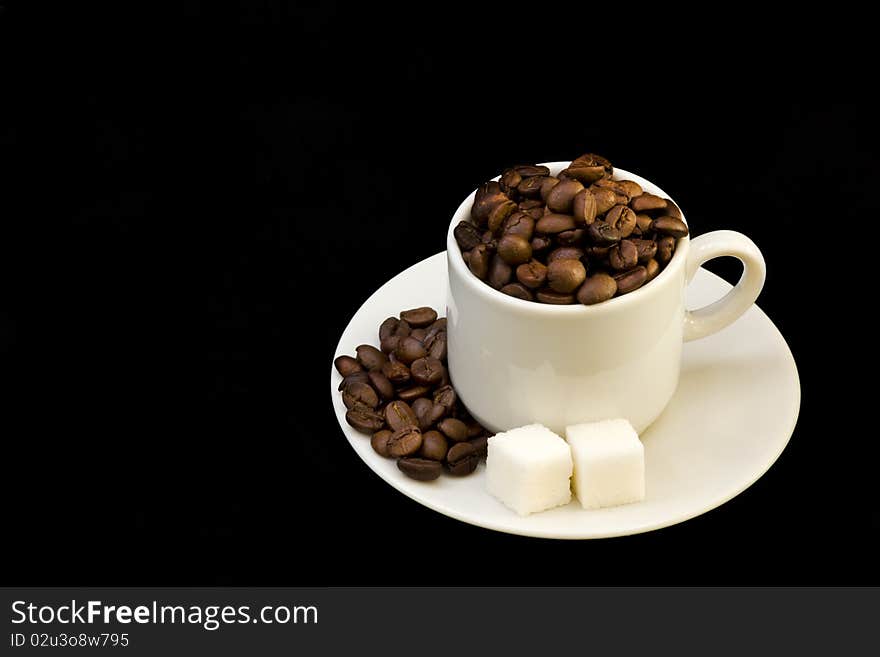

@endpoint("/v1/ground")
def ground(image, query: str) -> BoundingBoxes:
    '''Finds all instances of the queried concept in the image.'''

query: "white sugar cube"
[486,424,572,516]
[565,419,645,510]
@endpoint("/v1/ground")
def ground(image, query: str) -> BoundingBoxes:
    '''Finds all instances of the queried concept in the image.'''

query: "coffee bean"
[572,153,613,177]
[383,400,417,431]
[398,385,433,403]
[629,193,667,213]
[412,397,435,430]
[454,221,483,251]
[380,334,400,354]
[519,198,543,210]
[500,282,534,300]
[546,178,585,214]
[516,259,547,289]
[342,381,379,410]
[590,186,618,215]
[630,238,658,263]
[517,175,546,198]
[425,318,446,339]
[605,204,637,238]
[488,253,513,288]
[371,430,392,457]
[663,200,683,219]
[338,370,370,391]
[645,258,660,281]
[481,231,494,245]
[367,370,395,400]
[514,164,550,178]
[410,328,427,342]
[395,337,427,365]
[587,221,621,246]
[487,199,518,232]
[356,344,387,371]
[576,272,618,305]
[468,435,489,458]
[547,258,587,293]
[636,213,654,235]
[398,457,443,481]
[397,308,435,331]
[614,266,648,294]
[556,229,586,246]
[617,180,643,198]
[334,355,362,377]
[536,213,576,234]
[536,288,575,304]
[609,239,638,271]
[500,168,522,194]
[411,357,445,386]
[433,384,456,410]
[572,189,598,225]
[652,216,689,238]
[547,247,585,263]
[446,442,479,476]
[540,176,560,202]
[560,165,606,185]
[379,317,400,342]
[471,181,508,225]
[497,234,532,265]
[438,417,469,442]
[656,235,675,264]
[467,243,491,280]
[530,235,553,253]
[522,205,545,220]
[387,426,423,457]
[419,430,449,461]
[346,407,385,433]
[502,212,535,240]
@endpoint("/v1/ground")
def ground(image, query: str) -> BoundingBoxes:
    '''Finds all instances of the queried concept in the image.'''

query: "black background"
[2,3,877,584]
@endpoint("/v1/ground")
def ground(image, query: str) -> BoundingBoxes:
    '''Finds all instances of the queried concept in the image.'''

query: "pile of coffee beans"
[455,153,689,305]
[334,306,491,481]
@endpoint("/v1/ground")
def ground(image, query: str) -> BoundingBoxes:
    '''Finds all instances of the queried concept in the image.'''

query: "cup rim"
[446,163,690,315]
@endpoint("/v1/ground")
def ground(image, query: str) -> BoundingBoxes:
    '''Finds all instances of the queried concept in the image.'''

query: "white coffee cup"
[446,163,765,435]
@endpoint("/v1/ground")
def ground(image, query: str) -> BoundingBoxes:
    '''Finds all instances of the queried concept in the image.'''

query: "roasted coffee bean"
[399,307,436,329]
[517,175,546,198]
[587,221,621,246]
[514,164,550,178]
[652,216,689,238]
[398,457,443,481]
[636,213,654,235]
[367,370,395,400]
[500,282,534,300]
[471,181,508,225]
[468,434,489,458]
[615,266,648,294]
[346,407,385,433]
[338,370,370,391]
[387,426,423,457]
[425,331,447,361]
[433,385,456,409]
[530,235,553,254]
[488,198,518,233]
[572,153,613,177]
[425,318,446,340]
[605,205,637,238]
[645,258,660,281]
[585,245,611,260]
[608,240,638,271]
[656,235,675,264]
[380,334,400,354]
[556,229,586,246]
[631,238,658,263]
[546,178,585,214]
[356,344,387,371]
[522,205,545,220]
[467,243,491,280]
[371,430,392,457]
[481,230,494,244]
[663,200,683,219]
[536,288,575,304]
[516,259,548,289]
[572,189,598,225]
[411,357,445,386]
[398,385,433,403]
[395,336,427,364]
[446,442,479,476]
[412,397,435,430]
[536,213,576,234]
[419,430,449,461]
[488,253,513,288]
[438,417,469,442]
[630,193,667,213]
[394,320,411,337]
[454,221,483,251]
[502,212,535,240]
[519,198,544,210]
[560,165,605,185]
[547,247,585,263]
[617,180,643,198]
[410,328,427,342]
[342,381,379,410]
[577,272,618,305]
[500,168,522,194]
[594,178,632,201]
[379,317,400,342]
[590,186,618,215]
[385,400,418,431]
[496,234,532,265]
[381,360,411,385]
[334,355,362,377]
[540,176,560,202]
[547,258,587,293]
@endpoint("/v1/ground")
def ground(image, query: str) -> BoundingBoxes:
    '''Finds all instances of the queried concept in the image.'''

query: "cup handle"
[683,230,766,342]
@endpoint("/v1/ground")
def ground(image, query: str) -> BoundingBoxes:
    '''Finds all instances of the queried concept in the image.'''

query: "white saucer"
[330,253,800,539]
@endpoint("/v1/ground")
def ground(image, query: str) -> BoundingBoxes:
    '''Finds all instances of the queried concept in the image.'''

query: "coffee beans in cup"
[455,153,689,305]
[335,307,493,481]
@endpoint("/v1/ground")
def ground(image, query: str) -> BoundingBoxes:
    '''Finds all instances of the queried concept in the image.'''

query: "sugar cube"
[486,424,573,516]
[565,419,645,510]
